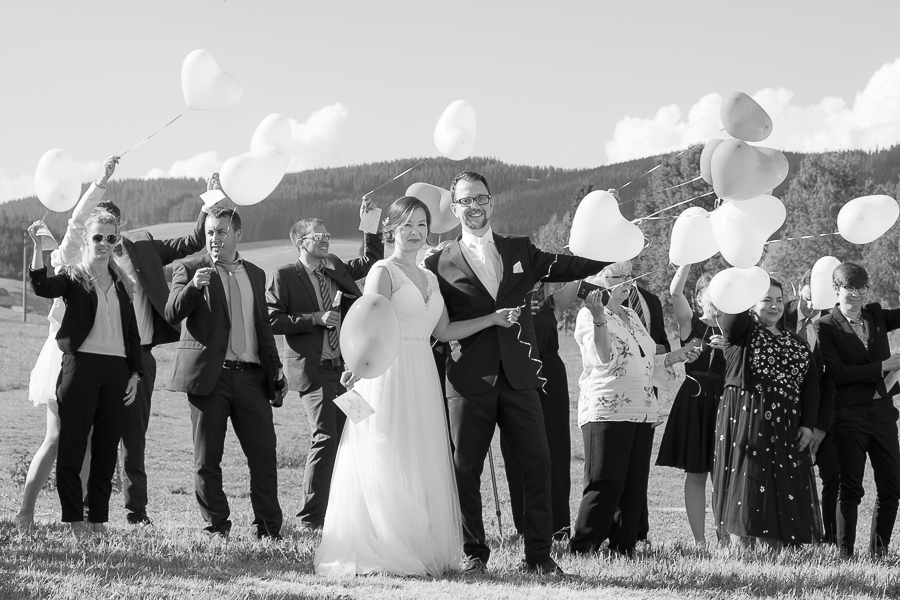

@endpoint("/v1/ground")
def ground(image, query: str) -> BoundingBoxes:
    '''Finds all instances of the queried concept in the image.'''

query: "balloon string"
[617,130,724,191]
[620,176,705,207]
[361,158,430,200]
[632,191,717,223]
[766,232,840,245]
[119,109,189,157]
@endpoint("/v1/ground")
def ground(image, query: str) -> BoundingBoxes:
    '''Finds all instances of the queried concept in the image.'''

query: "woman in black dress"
[657,265,725,546]
[711,278,822,547]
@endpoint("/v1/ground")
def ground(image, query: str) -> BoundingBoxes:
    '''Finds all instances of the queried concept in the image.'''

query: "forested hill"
[1,146,900,278]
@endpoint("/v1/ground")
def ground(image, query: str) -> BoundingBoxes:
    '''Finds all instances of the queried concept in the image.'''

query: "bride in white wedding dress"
[314,196,519,577]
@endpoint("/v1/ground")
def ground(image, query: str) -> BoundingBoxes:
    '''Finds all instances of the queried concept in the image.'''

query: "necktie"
[315,268,339,350]
[225,268,246,357]
[630,287,648,330]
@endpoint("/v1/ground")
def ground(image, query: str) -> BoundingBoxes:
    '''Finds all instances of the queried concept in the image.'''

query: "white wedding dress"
[315,260,462,577]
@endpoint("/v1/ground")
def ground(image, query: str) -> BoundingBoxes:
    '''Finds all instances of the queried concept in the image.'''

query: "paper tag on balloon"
[359,207,382,234]
[200,189,227,208]
[35,225,59,251]
[334,388,375,424]
[885,370,900,396]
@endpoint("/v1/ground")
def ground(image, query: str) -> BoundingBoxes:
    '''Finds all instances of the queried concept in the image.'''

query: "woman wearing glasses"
[27,208,141,540]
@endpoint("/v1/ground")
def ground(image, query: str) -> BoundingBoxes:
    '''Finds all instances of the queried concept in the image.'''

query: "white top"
[115,249,154,345]
[459,227,503,299]
[574,306,678,426]
[79,282,126,358]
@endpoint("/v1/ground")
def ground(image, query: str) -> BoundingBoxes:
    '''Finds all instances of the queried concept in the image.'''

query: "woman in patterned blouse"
[569,261,698,556]
[710,278,823,548]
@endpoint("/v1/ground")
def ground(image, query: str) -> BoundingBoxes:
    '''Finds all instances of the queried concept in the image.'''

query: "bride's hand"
[340,370,360,390]
[492,307,520,328]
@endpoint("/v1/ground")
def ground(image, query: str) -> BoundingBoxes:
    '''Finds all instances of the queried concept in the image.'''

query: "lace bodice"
[367,260,444,343]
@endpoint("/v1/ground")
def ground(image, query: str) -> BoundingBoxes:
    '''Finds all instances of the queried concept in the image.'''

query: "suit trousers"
[500,353,571,536]
[570,421,653,556]
[816,431,840,544]
[449,366,552,565]
[188,368,282,535]
[833,399,900,555]
[296,364,346,525]
[56,352,129,523]
[121,346,155,519]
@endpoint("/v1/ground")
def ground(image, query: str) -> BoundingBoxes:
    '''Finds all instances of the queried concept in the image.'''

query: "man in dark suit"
[815,262,900,556]
[166,207,285,538]
[781,271,838,543]
[90,181,216,526]
[423,171,608,575]
[265,202,381,530]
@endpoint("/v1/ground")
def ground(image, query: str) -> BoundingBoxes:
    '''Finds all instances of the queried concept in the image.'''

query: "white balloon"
[810,256,841,310]
[181,49,243,111]
[250,113,293,156]
[569,191,644,262]
[434,100,477,161]
[669,206,719,266]
[405,182,459,234]
[34,149,82,212]
[710,195,785,268]
[220,146,289,206]
[708,266,771,314]
[837,194,900,244]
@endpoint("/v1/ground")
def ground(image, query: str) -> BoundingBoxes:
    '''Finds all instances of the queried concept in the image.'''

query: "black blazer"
[121,208,207,347]
[627,286,671,352]
[29,266,142,377]
[423,233,607,396]
[815,303,900,409]
[265,233,382,392]
[782,299,835,431]
[165,254,282,399]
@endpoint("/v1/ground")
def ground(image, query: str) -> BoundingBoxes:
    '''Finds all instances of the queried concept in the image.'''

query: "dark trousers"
[121,346,155,518]
[188,368,282,534]
[449,367,552,564]
[56,352,129,523]
[500,354,571,536]
[816,431,840,544]
[570,421,653,555]
[296,364,346,525]
[833,399,900,555]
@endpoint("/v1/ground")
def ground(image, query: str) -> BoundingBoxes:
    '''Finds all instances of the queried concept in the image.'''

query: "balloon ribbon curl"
[119,110,188,157]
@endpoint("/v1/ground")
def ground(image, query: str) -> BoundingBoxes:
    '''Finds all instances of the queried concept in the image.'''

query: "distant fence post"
[22,231,27,323]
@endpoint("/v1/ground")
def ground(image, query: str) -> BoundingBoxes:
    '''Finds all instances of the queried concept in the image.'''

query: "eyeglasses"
[839,284,869,296]
[302,232,332,242]
[91,234,119,245]
[453,194,492,207]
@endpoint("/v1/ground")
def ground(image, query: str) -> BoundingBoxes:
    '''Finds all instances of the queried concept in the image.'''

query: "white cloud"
[143,151,221,180]
[0,171,34,203]
[287,102,349,171]
[604,57,900,163]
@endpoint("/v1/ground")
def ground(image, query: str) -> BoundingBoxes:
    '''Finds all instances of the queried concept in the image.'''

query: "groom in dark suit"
[423,171,608,575]
[265,204,382,530]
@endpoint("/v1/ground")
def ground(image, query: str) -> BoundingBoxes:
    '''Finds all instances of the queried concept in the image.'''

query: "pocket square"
[513,261,523,274]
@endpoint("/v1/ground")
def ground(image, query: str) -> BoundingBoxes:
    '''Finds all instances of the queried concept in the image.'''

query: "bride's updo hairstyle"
[381,196,432,245]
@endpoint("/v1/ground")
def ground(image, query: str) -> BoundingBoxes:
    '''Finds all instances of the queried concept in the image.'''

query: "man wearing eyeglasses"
[423,171,609,575]
[815,262,900,557]
[265,201,382,531]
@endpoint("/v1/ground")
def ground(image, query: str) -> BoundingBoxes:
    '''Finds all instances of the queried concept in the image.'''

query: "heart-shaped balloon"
[181,49,243,111]
[340,294,401,379]
[710,195,785,268]
[711,140,788,201]
[221,115,292,206]
[708,266,771,314]
[569,190,644,262]
[810,256,841,310]
[34,149,83,212]
[250,113,293,156]
[669,206,719,266]
[720,92,773,142]
[434,100,477,161]
[406,182,459,234]
[837,194,900,244]
[699,139,723,185]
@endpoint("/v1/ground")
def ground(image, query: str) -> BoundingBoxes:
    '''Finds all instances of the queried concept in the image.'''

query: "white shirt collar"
[461,227,495,248]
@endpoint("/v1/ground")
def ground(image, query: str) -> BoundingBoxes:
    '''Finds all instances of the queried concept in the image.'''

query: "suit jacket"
[783,299,835,431]
[121,208,207,347]
[627,286,671,352]
[165,254,282,399]
[265,233,382,392]
[423,233,608,396]
[815,303,900,409]
[29,266,142,377]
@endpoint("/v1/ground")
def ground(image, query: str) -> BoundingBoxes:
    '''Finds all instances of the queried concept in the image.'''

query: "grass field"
[2,246,900,598]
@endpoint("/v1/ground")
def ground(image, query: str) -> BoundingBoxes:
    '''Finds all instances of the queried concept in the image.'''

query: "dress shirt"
[459,228,503,299]
[115,250,154,345]
[79,281,127,358]
[216,256,260,364]
[796,308,820,351]
[301,261,340,361]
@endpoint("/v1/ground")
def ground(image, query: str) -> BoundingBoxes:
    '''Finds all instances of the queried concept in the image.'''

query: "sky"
[2,0,900,203]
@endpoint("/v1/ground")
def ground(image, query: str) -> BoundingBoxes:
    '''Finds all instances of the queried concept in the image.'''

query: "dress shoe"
[202,521,232,538]
[127,513,154,526]
[521,557,565,576]
[461,557,487,574]
[256,529,283,541]
[298,521,323,532]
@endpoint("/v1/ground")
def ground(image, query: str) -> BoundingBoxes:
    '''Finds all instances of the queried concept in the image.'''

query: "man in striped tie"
[266,201,382,531]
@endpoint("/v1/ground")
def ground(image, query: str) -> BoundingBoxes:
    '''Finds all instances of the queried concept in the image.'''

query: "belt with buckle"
[320,357,344,368]
[223,360,261,371]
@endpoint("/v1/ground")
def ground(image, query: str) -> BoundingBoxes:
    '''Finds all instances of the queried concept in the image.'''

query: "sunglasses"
[91,234,119,245]
[302,232,332,242]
